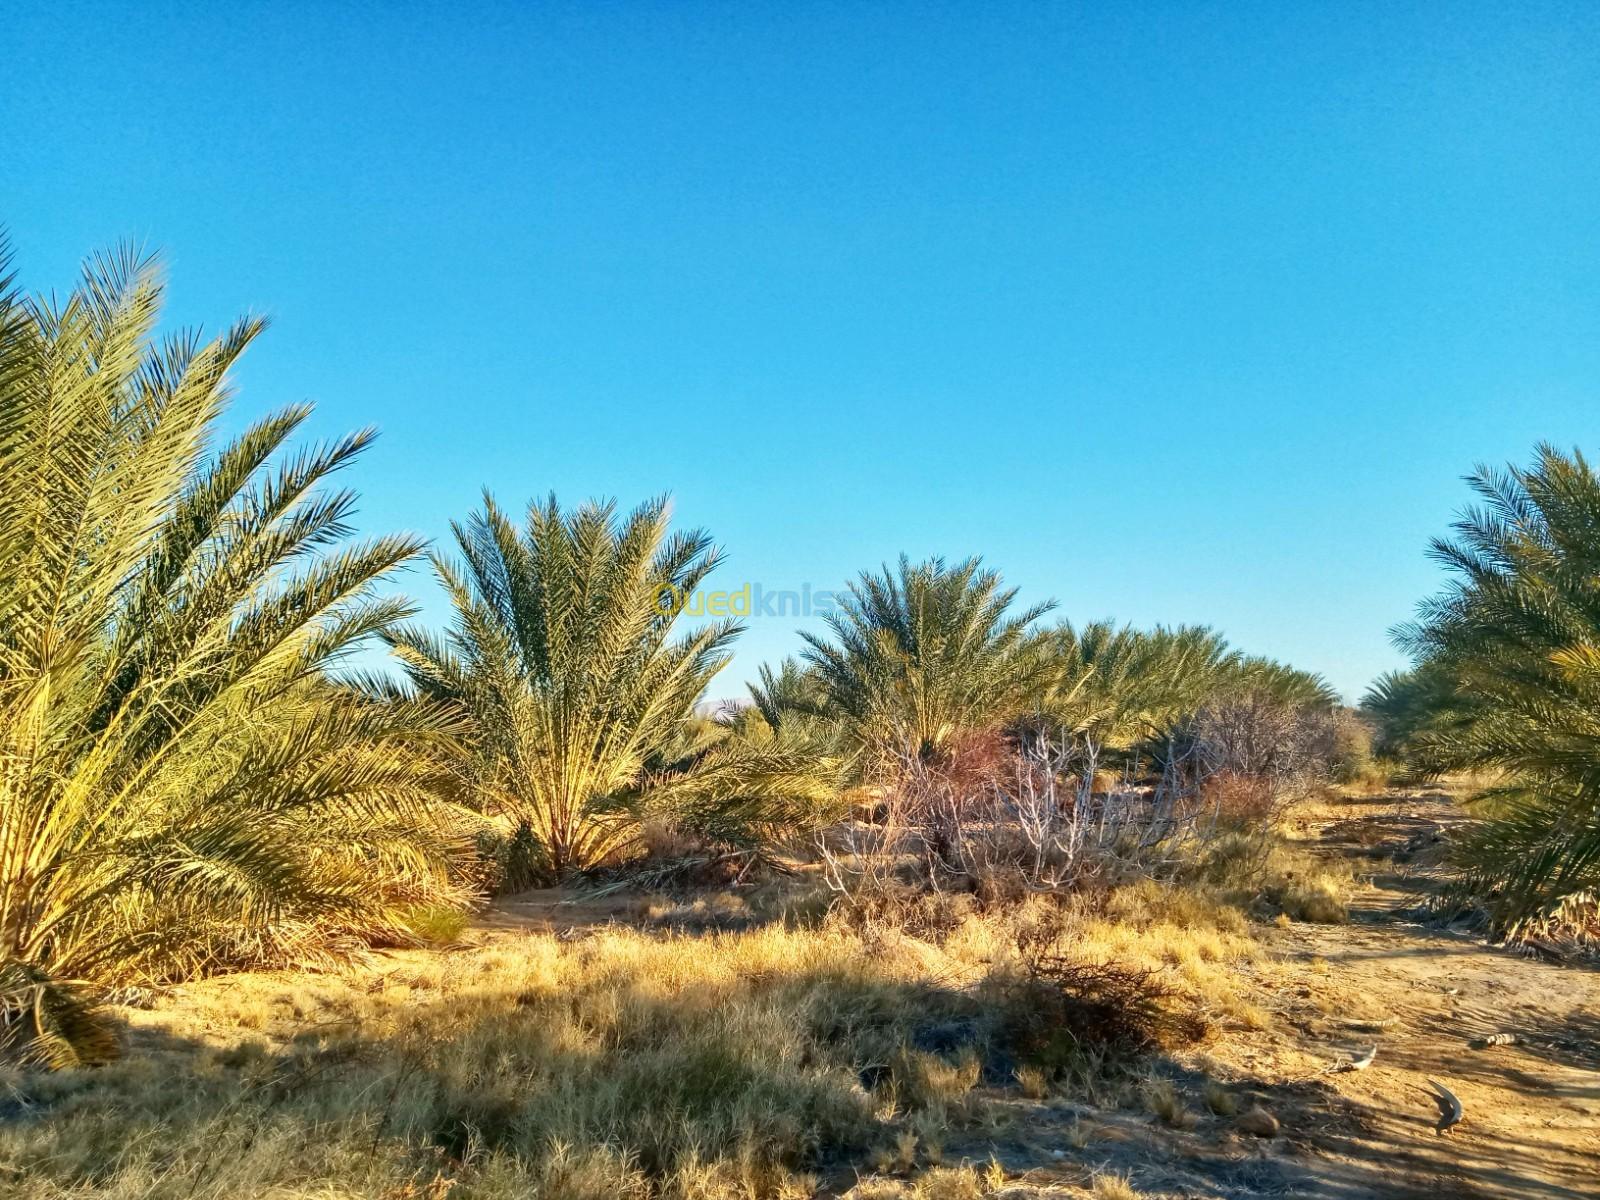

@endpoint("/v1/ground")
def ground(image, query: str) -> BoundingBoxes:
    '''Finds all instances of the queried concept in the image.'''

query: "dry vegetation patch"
[0,878,1277,1200]
[25,789,1594,1199]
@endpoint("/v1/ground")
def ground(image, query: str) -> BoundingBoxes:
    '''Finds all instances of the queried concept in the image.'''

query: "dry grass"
[1014,1064,1049,1099]
[1140,1076,1197,1129]
[840,1161,1011,1200]
[1202,1078,1238,1116]
[1069,882,1270,1032]
[1189,828,1353,925]
[0,880,1269,1200]
[1090,1171,1142,1200]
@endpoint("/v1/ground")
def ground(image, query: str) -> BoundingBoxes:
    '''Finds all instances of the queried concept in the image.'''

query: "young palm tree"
[389,495,838,879]
[0,245,463,1064]
[797,556,1057,765]
[1394,445,1600,926]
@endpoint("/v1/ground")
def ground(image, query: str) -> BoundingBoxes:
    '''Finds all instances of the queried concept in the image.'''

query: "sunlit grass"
[0,880,1271,1199]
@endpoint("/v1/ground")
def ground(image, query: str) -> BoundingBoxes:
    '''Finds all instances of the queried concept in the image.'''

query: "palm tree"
[1044,623,1242,745]
[1360,661,1464,759]
[797,556,1057,766]
[0,245,463,1064]
[1393,445,1600,926]
[389,494,838,879]
[1225,656,1339,709]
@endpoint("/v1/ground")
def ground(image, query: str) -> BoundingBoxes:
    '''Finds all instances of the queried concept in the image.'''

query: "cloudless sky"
[9,1,1600,701]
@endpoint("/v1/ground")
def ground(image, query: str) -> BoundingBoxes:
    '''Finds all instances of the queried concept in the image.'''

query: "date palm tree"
[0,244,463,1064]
[1360,661,1463,759]
[1394,445,1600,927]
[1044,622,1241,744]
[797,555,1057,766]
[388,494,839,879]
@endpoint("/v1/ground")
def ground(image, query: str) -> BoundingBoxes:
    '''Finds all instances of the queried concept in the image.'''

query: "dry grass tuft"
[1066,1114,1093,1148]
[1189,829,1353,925]
[842,1163,991,1200]
[1202,1078,1238,1116]
[1013,1064,1049,1099]
[1090,1170,1143,1199]
[1141,1076,1197,1129]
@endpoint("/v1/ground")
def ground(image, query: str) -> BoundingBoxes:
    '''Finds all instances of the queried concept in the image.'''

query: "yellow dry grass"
[0,879,1273,1200]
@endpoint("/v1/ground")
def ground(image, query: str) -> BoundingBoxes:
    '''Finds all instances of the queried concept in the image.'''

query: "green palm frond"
[0,244,467,1064]
[1043,622,1245,744]
[1223,656,1339,709]
[1390,445,1600,925]
[798,555,1057,765]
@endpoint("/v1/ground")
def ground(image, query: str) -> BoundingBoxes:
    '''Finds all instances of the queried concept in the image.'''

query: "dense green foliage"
[794,555,1058,764]
[1049,624,1335,748]
[388,494,840,879]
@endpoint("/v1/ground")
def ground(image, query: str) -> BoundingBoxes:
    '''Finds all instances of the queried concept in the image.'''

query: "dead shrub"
[821,735,1223,914]
[996,925,1207,1075]
[1179,691,1337,800]
[1202,770,1278,828]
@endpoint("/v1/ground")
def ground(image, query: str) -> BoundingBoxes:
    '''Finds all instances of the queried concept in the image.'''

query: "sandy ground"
[1255,790,1600,1199]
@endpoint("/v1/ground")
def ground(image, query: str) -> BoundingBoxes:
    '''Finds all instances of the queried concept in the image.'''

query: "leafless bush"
[818,732,1225,907]
[999,925,1208,1065]
[1185,691,1336,807]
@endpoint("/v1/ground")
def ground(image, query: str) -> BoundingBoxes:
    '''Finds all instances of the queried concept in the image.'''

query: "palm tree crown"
[798,555,1057,764]
[390,494,834,878]
[0,245,461,1061]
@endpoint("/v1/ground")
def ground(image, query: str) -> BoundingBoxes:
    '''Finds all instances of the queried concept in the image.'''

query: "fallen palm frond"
[1426,1079,1464,1133]
[1335,1044,1377,1072]
[0,962,119,1068]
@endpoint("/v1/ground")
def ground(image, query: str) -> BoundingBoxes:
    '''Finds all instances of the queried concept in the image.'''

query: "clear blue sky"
[10,2,1600,701]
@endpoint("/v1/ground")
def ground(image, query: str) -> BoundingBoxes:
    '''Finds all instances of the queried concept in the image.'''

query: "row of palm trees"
[0,245,1333,1061]
[755,563,1334,768]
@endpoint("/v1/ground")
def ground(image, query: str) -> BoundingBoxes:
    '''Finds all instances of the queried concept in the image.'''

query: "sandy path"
[967,790,1600,1198]
[1251,790,1600,1198]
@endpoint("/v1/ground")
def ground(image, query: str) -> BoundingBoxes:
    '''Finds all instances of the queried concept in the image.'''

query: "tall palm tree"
[389,495,838,879]
[1394,445,1600,926]
[797,556,1057,766]
[0,245,462,1063]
